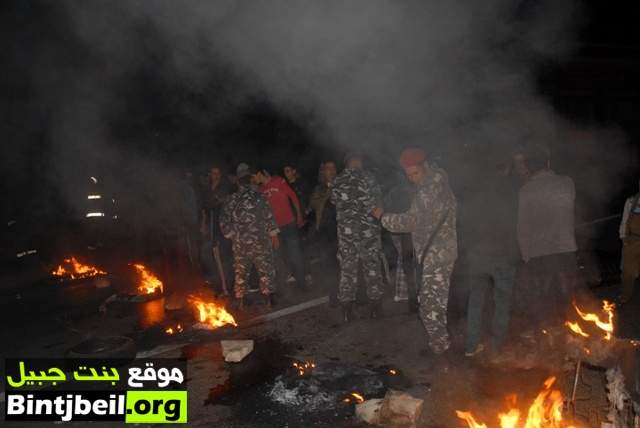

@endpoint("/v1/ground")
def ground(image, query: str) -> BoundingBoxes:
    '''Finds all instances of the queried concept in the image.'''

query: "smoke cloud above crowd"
[65,0,581,154]
[6,0,633,223]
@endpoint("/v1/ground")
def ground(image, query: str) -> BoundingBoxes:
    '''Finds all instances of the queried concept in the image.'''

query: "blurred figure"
[283,163,308,215]
[220,163,279,308]
[253,168,310,288]
[309,160,339,302]
[372,148,457,355]
[517,146,578,331]
[310,161,338,237]
[200,165,233,294]
[162,171,201,293]
[178,171,201,270]
[511,150,530,184]
[462,157,520,357]
[618,179,640,304]
[331,153,384,322]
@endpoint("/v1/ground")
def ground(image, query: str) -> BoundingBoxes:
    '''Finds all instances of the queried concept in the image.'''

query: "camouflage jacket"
[330,168,382,228]
[381,166,457,263]
[220,185,279,247]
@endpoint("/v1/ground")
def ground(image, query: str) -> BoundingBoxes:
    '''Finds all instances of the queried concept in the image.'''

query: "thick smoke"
[22,0,632,226]
[66,0,581,156]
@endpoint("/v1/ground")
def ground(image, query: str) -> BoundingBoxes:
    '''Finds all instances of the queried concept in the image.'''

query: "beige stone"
[355,399,383,426]
[378,390,424,428]
[220,340,254,362]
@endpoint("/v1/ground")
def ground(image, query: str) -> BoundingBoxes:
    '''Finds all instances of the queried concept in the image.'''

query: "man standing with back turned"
[517,146,577,330]
[372,148,457,355]
[331,152,384,322]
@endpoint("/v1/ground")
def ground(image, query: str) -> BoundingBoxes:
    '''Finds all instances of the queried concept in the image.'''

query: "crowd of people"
[191,159,341,307]
[170,144,635,362]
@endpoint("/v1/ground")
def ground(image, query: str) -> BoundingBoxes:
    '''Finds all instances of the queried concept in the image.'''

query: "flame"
[523,377,562,428]
[573,300,614,340]
[189,296,237,328]
[457,377,576,428]
[456,411,488,428]
[564,322,589,338]
[51,257,106,280]
[351,392,364,403]
[343,392,365,404]
[389,369,397,375]
[565,300,615,341]
[498,409,520,428]
[165,324,183,335]
[132,263,163,295]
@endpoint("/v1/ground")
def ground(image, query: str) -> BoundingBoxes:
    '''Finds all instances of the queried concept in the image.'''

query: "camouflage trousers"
[337,230,384,303]
[231,241,275,298]
[418,259,454,354]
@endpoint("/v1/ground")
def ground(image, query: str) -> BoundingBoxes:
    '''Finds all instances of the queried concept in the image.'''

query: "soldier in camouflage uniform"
[220,163,279,307]
[330,152,384,322]
[373,148,457,354]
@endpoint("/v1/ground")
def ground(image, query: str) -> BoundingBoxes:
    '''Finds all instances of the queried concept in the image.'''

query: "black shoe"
[341,302,354,323]
[370,299,383,319]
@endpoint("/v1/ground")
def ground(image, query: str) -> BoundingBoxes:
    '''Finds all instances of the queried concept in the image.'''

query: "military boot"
[341,302,354,323]
[369,299,383,319]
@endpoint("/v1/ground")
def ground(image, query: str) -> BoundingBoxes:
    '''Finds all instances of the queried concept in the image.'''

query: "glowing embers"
[292,360,316,377]
[51,256,106,280]
[132,263,163,295]
[456,377,577,428]
[165,324,183,335]
[565,300,615,341]
[189,296,237,329]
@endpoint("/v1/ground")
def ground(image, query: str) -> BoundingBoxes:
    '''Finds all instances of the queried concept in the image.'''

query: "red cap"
[399,148,426,168]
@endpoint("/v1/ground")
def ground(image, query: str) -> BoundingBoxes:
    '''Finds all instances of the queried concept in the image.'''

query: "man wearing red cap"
[372,148,457,355]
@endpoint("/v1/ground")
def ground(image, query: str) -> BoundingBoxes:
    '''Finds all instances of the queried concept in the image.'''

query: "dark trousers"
[279,223,305,283]
[524,252,578,329]
[313,226,338,301]
[465,258,516,352]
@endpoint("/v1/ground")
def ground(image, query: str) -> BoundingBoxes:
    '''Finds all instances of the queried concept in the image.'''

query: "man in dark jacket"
[517,146,578,330]
[461,159,520,357]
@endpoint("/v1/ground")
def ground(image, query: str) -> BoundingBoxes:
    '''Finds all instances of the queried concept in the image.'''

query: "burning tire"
[67,336,136,360]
